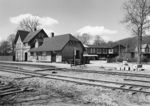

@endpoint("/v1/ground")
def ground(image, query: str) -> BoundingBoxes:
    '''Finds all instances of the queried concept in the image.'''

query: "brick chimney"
[34,28,37,31]
[51,32,54,37]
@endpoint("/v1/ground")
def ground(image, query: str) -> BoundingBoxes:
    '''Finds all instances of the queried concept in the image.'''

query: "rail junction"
[0,62,150,96]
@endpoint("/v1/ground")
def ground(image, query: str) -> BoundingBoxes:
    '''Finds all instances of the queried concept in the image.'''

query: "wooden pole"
[74,48,76,66]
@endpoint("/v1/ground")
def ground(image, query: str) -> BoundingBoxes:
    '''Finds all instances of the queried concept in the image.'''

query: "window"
[109,49,113,54]
[35,41,39,48]
[34,52,36,56]
[131,52,135,58]
[42,52,46,56]
[47,51,51,55]
[145,47,149,53]
[103,49,106,54]
[90,48,92,53]
[92,48,95,53]
[95,48,98,53]
[37,52,42,56]
[98,49,101,53]
[30,52,34,56]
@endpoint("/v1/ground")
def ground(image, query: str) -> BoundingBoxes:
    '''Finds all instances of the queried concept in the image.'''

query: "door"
[25,52,28,61]
[51,52,56,62]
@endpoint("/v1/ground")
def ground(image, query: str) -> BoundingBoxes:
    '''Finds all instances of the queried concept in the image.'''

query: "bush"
[107,58,116,63]
[142,56,149,62]
[107,56,123,63]
[116,57,123,62]
[127,58,137,62]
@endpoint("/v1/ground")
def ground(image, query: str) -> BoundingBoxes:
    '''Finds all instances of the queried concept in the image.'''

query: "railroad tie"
[129,86,133,89]
[131,92,137,95]
[0,85,14,90]
[120,85,126,88]
[0,87,19,94]
[139,88,143,91]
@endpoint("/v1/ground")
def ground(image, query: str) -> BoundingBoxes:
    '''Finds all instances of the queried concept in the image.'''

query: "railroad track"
[0,81,33,98]
[1,63,150,78]
[124,78,150,83]
[0,62,55,68]
[0,65,150,95]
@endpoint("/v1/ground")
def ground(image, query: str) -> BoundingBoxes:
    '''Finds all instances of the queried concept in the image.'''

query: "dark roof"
[14,30,29,44]
[113,36,138,52]
[86,43,125,49]
[23,29,43,43]
[30,34,81,52]
[86,45,111,48]
[110,44,126,48]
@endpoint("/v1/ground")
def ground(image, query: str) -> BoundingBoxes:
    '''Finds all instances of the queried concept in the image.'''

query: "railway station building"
[14,29,84,64]
[29,33,84,63]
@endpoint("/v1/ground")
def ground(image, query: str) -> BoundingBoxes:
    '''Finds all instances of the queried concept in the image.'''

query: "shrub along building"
[29,33,84,63]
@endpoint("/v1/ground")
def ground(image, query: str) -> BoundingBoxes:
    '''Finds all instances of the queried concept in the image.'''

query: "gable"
[30,34,84,52]
[23,29,48,43]
[16,36,24,49]
[63,40,84,51]
[17,36,22,43]
[30,31,48,44]
[14,30,29,44]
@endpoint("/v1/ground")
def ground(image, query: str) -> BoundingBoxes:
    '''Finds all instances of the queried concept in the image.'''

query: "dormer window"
[35,40,39,48]
[25,43,28,46]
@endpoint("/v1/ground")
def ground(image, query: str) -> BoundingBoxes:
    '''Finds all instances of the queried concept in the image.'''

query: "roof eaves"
[23,29,42,43]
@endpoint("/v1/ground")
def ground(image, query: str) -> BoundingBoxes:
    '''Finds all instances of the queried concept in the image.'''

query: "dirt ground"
[1,61,150,106]
[0,75,150,106]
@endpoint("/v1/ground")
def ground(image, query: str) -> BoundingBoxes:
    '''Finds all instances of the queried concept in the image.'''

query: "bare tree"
[0,40,11,55]
[19,17,40,32]
[7,34,16,55]
[93,35,106,46]
[122,0,150,64]
[76,33,91,45]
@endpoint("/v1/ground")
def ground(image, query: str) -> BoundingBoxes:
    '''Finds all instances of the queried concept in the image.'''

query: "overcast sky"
[0,0,131,42]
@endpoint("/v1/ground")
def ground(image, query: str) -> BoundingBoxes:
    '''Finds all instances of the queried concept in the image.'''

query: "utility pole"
[74,48,76,66]
[119,44,121,57]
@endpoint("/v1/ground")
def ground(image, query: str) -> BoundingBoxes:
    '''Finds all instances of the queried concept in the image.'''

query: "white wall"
[30,55,51,62]
[56,55,62,62]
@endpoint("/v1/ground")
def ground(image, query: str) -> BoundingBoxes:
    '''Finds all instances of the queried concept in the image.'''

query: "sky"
[0,0,131,42]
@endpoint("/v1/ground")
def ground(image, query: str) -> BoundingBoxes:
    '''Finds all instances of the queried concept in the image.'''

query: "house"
[134,44,150,60]
[14,29,48,61]
[109,44,126,58]
[29,34,85,63]
[84,44,126,60]
[135,44,150,54]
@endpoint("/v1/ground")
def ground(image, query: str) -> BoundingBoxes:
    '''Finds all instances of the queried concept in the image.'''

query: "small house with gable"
[14,29,48,61]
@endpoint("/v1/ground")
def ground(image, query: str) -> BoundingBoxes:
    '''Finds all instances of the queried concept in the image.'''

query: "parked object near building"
[117,61,130,71]
[132,64,144,71]
[117,61,144,71]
